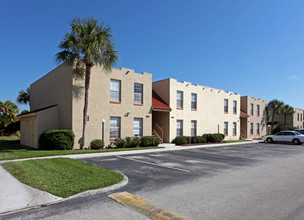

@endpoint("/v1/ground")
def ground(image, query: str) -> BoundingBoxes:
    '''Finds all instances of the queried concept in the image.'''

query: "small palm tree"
[267,99,284,133]
[56,17,119,149]
[279,104,295,126]
[0,101,20,133]
[17,87,30,104]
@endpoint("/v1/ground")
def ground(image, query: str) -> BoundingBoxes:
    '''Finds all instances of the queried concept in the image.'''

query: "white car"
[263,131,304,145]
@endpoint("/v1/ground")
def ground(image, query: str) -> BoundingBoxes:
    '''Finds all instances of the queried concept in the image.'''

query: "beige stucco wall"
[30,64,73,130]
[37,107,59,139]
[19,106,58,149]
[20,115,38,148]
[240,96,267,139]
[153,78,240,142]
[275,107,304,128]
[72,66,152,148]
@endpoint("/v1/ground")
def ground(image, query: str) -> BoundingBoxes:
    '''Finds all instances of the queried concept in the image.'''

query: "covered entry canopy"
[19,105,58,148]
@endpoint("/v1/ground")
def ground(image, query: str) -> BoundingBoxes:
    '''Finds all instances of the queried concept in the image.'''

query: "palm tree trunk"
[81,64,92,149]
[271,111,275,134]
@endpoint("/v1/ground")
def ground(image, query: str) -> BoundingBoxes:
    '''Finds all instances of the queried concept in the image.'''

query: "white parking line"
[116,156,190,173]
[160,154,230,166]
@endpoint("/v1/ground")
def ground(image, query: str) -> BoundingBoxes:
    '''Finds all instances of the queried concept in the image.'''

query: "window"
[224,99,228,113]
[133,118,143,137]
[257,123,260,134]
[110,117,120,139]
[191,120,197,136]
[177,120,183,136]
[224,122,228,135]
[250,123,253,134]
[110,80,121,102]
[301,114,303,121]
[233,101,237,114]
[298,113,300,121]
[257,105,260,116]
[233,122,237,135]
[250,104,254,115]
[134,83,143,104]
[177,91,183,108]
[191,93,197,110]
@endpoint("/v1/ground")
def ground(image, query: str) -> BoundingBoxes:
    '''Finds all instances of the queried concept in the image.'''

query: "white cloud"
[288,75,299,80]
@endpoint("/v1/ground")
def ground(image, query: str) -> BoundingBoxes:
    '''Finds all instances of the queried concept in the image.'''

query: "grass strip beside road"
[2,158,124,198]
[0,140,162,160]
[225,140,253,143]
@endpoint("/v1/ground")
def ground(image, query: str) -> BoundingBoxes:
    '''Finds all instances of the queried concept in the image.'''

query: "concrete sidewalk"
[0,166,61,215]
[0,140,259,215]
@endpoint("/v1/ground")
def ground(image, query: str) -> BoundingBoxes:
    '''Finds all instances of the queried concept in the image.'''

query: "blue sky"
[1,0,303,111]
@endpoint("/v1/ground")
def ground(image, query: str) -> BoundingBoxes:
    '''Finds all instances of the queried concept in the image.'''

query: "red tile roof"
[152,90,171,111]
[240,110,249,118]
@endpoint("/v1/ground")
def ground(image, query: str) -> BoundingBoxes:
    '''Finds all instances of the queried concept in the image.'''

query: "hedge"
[173,133,224,145]
[112,136,160,148]
[39,129,75,150]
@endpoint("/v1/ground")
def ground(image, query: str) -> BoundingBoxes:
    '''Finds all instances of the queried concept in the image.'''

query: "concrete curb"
[0,174,128,216]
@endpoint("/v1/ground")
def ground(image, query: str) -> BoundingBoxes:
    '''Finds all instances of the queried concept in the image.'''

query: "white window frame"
[224,99,228,113]
[134,83,143,104]
[250,123,253,134]
[233,122,237,135]
[110,117,120,139]
[176,120,183,136]
[191,120,197,136]
[233,100,237,114]
[110,79,121,102]
[133,118,143,137]
[250,103,254,115]
[177,91,183,109]
[191,93,197,110]
[224,122,228,135]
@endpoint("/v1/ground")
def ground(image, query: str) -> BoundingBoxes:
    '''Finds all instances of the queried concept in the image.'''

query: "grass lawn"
[225,140,253,143]
[0,136,19,141]
[2,158,123,198]
[0,138,162,161]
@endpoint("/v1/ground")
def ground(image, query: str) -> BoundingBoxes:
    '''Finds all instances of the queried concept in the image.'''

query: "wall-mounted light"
[124,112,131,117]
[171,116,175,118]
[146,115,150,117]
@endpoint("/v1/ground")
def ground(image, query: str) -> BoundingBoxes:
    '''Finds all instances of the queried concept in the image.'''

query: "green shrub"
[272,126,297,134]
[125,137,132,147]
[90,139,104,149]
[196,136,207,143]
[203,133,225,143]
[130,137,141,147]
[141,136,160,146]
[172,136,188,145]
[39,129,75,150]
[114,138,127,148]
[191,136,198,143]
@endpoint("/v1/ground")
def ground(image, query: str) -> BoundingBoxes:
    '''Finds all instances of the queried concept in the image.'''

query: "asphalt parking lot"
[4,142,304,220]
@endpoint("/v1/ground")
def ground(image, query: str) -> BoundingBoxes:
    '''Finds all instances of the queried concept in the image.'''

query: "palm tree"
[279,104,295,126]
[56,17,118,149]
[0,101,20,134]
[267,99,284,134]
[17,87,30,104]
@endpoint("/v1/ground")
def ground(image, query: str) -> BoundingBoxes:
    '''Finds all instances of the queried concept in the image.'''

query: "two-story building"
[20,64,152,149]
[152,78,241,142]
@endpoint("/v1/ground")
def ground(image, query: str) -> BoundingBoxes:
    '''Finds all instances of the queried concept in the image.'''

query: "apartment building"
[240,96,267,139]
[20,64,152,149]
[275,107,303,129]
[152,78,241,142]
